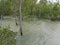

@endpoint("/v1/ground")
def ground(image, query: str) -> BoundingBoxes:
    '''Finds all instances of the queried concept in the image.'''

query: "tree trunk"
[14,4,18,26]
[19,0,23,36]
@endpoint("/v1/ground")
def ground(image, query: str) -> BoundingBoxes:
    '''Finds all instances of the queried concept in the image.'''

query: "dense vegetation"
[0,0,60,20]
[0,27,17,45]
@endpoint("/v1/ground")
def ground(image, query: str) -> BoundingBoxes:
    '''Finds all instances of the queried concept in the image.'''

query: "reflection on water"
[0,20,60,45]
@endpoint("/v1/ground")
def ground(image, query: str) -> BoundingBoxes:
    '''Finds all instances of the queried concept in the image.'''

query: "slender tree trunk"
[1,15,3,20]
[0,15,2,20]
[31,1,34,15]
[19,0,23,36]
[14,4,18,26]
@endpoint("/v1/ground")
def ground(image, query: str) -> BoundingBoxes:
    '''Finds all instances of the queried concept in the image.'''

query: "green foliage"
[22,0,37,18]
[0,0,60,21]
[36,2,60,20]
[0,0,13,16]
[0,28,17,45]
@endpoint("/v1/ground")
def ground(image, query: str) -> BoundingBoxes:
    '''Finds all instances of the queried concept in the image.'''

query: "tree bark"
[19,0,23,36]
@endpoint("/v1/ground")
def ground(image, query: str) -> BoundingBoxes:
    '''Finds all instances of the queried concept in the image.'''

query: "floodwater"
[0,19,60,45]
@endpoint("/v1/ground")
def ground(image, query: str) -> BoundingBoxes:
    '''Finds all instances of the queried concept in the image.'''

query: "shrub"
[0,28,17,45]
